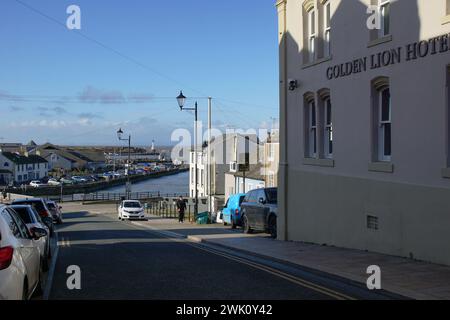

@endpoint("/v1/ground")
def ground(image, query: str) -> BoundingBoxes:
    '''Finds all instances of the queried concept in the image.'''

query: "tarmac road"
[48,210,404,300]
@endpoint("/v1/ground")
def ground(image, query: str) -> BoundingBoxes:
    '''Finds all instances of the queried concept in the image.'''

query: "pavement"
[72,202,450,300]
[47,202,407,300]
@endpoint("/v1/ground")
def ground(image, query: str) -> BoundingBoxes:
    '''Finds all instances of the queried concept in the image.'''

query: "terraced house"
[0,152,48,185]
[277,0,450,265]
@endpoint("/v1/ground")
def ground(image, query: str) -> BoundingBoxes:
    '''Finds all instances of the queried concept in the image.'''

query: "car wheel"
[223,222,228,226]
[34,263,45,297]
[42,255,49,272]
[242,215,252,234]
[268,215,277,239]
[22,280,28,301]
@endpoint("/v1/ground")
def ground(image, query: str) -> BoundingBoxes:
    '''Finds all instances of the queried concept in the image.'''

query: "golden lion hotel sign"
[326,33,450,80]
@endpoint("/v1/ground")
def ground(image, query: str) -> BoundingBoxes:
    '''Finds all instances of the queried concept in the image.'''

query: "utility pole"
[207,97,212,217]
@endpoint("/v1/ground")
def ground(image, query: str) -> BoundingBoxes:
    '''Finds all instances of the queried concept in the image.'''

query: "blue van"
[222,193,246,229]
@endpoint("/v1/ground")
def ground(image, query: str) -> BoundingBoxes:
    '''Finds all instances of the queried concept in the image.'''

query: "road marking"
[126,219,356,300]
[58,237,71,247]
[191,243,356,300]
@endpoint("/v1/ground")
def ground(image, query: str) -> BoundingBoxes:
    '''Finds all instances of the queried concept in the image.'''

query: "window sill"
[302,55,333,70]
[303,158,335,168]
[442,15,450,25]
[442,168,450,179]
[367,35,393,48]
[369,162,394,173]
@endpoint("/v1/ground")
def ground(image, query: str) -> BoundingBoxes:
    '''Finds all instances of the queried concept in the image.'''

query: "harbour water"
[102,171,189,194]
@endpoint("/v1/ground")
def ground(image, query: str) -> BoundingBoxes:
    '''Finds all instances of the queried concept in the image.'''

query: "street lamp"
[117,128,132,200]
[176,91,213,221]
[177,91,187,110]
[176,91,199,220]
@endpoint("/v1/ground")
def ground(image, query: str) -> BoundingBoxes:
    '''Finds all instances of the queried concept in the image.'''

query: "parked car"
[71,176,87,184]
[47,178,61,186]
[59,178,74,185]
[0,204,47,300]
[29,181,45,188]
[9,205,51,270]
[118,200,145,220]
[11,199,54,236]
[45,201,63,224]
[222,193,246,229]
[88,175,99,182]
[240,188,278,238]
[216,210,224,224]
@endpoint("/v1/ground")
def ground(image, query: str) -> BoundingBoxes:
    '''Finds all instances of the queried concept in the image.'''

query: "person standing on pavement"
[176,196,187,223]
[2,188,7,203]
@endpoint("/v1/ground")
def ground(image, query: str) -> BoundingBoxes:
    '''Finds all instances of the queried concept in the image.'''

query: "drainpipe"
[276,0,288,241]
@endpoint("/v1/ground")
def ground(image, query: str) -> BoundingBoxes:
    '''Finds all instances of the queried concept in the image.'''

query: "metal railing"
[145,202,196,222]
[43,192,189,203]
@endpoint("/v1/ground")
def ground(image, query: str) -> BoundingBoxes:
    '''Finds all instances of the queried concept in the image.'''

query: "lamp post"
[117,128,131,200]
[177,91,199,219]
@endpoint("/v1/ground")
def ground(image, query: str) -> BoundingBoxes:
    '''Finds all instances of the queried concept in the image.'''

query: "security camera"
[288,79,298,91]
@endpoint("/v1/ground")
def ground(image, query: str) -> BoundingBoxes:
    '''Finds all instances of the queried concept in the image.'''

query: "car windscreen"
[124,202,141,208]
[12,207,33,224]
[266,189,278,204]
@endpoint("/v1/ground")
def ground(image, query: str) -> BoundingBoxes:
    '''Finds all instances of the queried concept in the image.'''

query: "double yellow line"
[128,219,357,300]
[188,242,357,301]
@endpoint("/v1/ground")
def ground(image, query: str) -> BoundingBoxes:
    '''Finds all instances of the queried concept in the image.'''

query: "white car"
[10,205,51,270]
[118,200,145,220]
[47,179,61,186]
[0,204,47,300]
[29,181,45,188]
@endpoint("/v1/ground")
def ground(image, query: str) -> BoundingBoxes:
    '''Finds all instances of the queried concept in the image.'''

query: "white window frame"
[323,98,333,159]
[308,9,316,62]
[379,0,390,37]
[308,101,317,158]
[323,1,331,57]
[378,87,391,162]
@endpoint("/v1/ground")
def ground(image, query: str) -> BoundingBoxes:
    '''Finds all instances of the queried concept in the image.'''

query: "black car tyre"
[242,215,252,234]
[22,280,28,301]
[42,255,49,272]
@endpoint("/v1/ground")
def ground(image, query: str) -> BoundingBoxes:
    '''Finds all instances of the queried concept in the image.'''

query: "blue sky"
[0,0,279,147]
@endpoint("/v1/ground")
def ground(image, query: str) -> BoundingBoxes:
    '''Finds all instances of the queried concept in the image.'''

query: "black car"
[240,188,278,238]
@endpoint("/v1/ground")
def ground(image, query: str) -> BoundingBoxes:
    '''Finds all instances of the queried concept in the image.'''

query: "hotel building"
[277,0,450,265]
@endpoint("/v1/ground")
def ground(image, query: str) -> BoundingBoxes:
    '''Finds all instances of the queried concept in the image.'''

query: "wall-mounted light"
[288,79,298,91]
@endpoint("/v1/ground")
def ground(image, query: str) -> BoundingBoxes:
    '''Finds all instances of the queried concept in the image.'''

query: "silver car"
[9,205,51,271]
